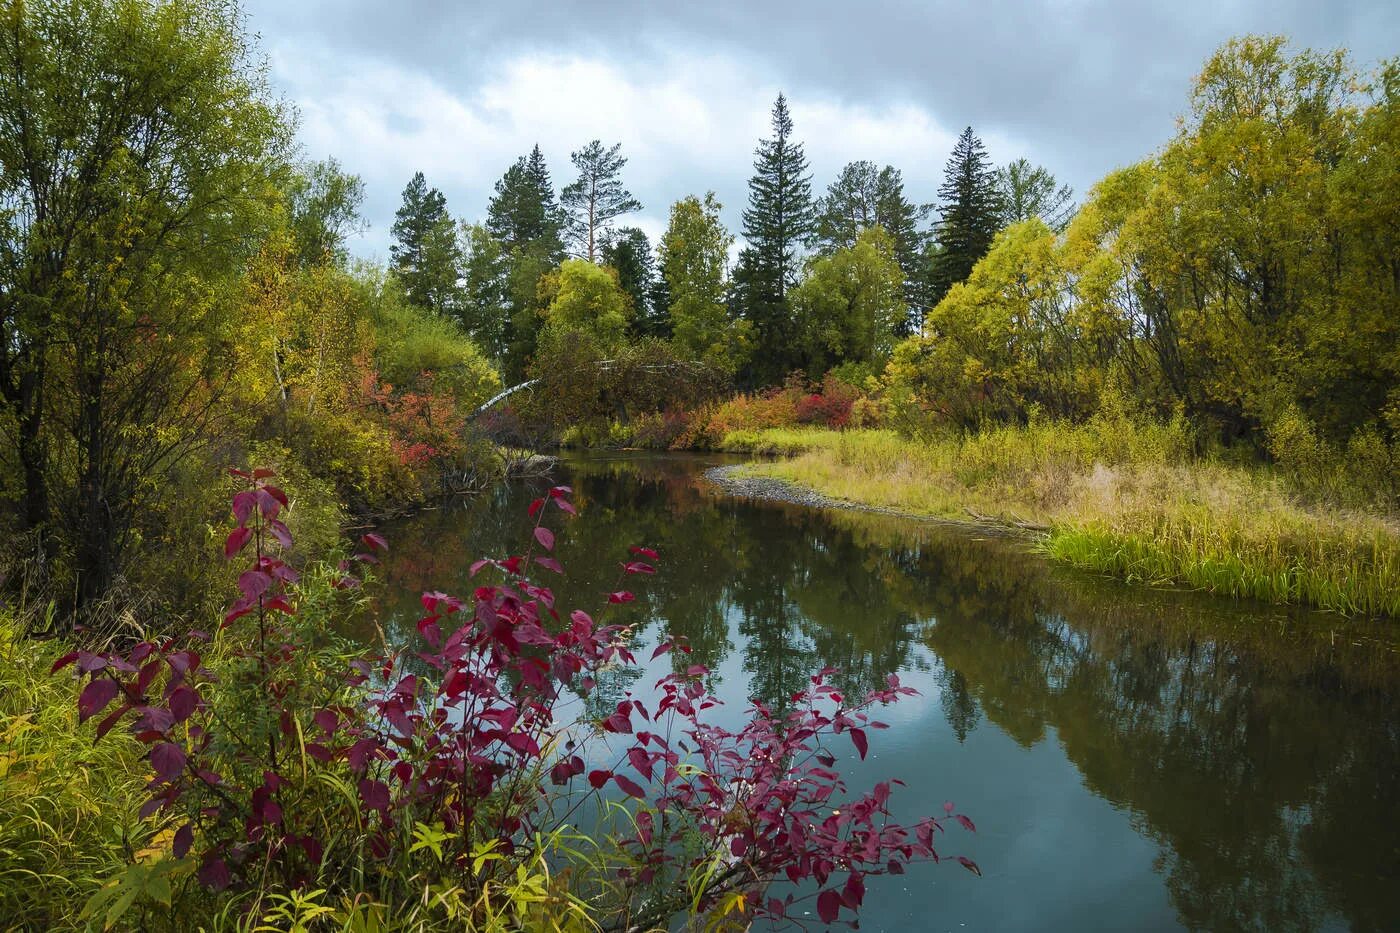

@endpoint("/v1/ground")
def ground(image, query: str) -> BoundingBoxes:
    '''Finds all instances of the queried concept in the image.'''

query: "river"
[373,452,1400,931]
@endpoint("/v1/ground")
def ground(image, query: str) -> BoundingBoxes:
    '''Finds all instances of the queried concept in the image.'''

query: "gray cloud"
[242,0,1398,257]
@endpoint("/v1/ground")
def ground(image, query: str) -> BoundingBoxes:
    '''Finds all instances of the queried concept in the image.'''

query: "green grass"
[0,611,154,926]
[732,421,1400,617]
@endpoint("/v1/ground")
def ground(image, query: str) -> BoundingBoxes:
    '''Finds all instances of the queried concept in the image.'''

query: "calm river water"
[375,453,1400,931]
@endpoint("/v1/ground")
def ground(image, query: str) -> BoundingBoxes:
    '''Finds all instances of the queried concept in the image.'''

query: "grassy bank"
[723,423,1400,618]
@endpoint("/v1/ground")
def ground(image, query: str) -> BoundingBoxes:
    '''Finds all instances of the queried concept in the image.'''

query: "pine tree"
[814,161,930,333]
[995,158,1075,232]
[929,127,1002,305]
[733,93,815,383]
[561,140,641,262]
[486,144,565,258]
[390,171,463,315]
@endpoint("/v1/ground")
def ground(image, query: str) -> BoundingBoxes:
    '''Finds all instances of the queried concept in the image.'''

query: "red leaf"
[613,773,646,799]
[554,497,577,515]
[361,532,388,552]
[607,591,634,604]
[533,526,555,551]
[622,561,655,575]
[198,856,230,890]
[263,485,289,507]
[955,813,976,833]
[588,769,612,789]
[817,889,842,924]
[94,704,130,741]
[78,678,120,723]
[252,468,276,480]
[231,491,257,525]
[534,555,563,574]
[173,823,194,859]
[237,570,271,600]
[527,497,545,518]
[151,742,186,782]
[224,527,251,559]
[849,727,869,760]
[958,856,982,876]
[168,685,198,722]
[358,779,390,811]
[50,650,79,674]
[629,546,659,559]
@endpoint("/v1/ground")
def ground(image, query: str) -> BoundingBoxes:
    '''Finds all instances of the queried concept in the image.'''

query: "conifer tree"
[928,127,1002,305]
[486,144,565,258]
[733,93,815,383]
[600,226,662,336]
[561,140,641,262]
[390,171,463,315]
[995,158,1075,232]
[814,161,930,332]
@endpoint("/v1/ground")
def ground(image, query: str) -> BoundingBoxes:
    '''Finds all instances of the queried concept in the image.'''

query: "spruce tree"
[929,127,1002,305]
[600,226,663,336]
[390,171,463,315]
[486,144,565,258]
[733,93,815,383]
[561,140,641,262]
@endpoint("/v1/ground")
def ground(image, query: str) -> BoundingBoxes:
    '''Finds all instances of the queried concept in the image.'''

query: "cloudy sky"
[241,0,1398,259]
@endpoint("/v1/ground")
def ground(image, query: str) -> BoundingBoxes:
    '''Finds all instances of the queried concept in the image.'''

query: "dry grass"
[729,422,1400,617]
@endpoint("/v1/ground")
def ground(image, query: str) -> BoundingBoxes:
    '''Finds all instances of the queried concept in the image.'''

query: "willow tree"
[0,0,290,612]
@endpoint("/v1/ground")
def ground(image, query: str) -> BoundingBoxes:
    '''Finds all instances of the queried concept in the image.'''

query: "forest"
[0,0,1396,929]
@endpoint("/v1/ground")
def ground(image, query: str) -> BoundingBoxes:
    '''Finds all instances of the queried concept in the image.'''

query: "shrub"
[52,470,977,929]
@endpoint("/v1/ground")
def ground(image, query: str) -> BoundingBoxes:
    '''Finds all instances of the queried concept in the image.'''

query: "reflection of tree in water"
[938,668,980,742]
[371,454,1400,932]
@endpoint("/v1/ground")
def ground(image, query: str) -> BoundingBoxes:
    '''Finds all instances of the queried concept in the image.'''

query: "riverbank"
[712,425,1400,618]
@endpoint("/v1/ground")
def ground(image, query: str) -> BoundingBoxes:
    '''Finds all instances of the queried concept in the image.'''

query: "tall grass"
[733,419,1400,617]
[0,611,152,927]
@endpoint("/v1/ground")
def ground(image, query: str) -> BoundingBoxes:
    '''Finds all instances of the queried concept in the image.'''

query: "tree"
[600,227,662,335]
[928,127,1002,305]
[286,158,366,268]
[995,158,1075,232]
[390,172,463,316]
[540,259,631,352]
[561,140,642,262]
[458,223,509,361]
[814,161,931,331]
[0,0,291,612]
[791,227,905,377]
[660,193,751,373]
[733,94,817,383]
[485,144,566,258]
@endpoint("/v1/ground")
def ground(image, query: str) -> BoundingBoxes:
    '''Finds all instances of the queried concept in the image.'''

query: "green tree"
[561,140,642,262]
[390,171,463,316]
[733,94,816,383]
[285,158,366,268]
[0,0,291,611]
[660,193,750,372]
[600,226,662,334]
[791,227,905,377]
[486,144,566,258]
[813,161,931,332]
[458,223,509,361]
[995,158,1075,233]
[540,259,631,352]
[929,127,1002,304]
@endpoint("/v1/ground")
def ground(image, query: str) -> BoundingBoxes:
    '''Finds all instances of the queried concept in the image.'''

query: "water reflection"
[374,453,1400,932]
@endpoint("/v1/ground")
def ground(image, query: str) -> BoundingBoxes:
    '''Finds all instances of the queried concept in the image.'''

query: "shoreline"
[701,463,1033,537]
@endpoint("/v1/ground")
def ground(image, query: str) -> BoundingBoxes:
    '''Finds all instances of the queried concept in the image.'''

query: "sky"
[241,0,1399,260]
